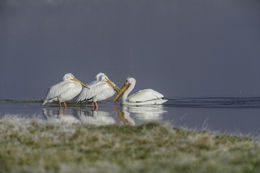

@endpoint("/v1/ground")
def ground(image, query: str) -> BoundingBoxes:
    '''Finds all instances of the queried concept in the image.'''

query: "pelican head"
[96,72,108,81]
[126,77,136,85]
[96,72,120,92]
[97,73,108,81]
[112,77,136,103]
[63,73,74,81]
[63,73,90,89]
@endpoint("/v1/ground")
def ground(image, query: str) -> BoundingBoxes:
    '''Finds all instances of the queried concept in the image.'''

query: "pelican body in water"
[43,73,89,109]
[113,77,167,105]
[77,73,120,110]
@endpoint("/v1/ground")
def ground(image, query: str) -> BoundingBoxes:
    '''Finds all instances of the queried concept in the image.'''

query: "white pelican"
[112,77,167,105]
[43,73,89,109]
[77,72,120,110]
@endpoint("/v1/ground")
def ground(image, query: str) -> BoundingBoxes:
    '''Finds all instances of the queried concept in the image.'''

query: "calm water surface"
[0,98,260,136]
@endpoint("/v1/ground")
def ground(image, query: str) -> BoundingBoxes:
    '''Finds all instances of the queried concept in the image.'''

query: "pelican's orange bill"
[71,77,90,89]
[112,80,130,103]
[105,77,120,93]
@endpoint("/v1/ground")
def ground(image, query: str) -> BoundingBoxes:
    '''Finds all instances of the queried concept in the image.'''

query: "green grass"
[0,118,259,173]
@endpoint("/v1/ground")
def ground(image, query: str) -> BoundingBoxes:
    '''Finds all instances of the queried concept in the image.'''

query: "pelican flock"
[43,73,167,111]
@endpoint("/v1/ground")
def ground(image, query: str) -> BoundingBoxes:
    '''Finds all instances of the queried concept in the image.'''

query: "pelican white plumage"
[77,72,120,110]
[112,77,167,105]
[43,73,89,109]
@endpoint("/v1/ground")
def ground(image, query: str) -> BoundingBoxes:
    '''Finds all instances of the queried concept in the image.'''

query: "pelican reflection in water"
[73,108,115,125]
[128,105,167,121]
[42,108,115,125]
[42,108,80,124]
[113,105,166,124]
[42,105,166,125]
[74,107,135,126]
[112,106,135,125]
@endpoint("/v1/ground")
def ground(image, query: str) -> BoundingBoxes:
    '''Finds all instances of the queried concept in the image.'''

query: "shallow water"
[1,97,260,136]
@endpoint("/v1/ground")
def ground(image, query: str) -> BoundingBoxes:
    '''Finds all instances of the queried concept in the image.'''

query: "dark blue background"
[1,0,260,99]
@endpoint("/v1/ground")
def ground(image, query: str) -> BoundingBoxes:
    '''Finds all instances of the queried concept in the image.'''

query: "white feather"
[128,89,164,102]
[76,73,116,102]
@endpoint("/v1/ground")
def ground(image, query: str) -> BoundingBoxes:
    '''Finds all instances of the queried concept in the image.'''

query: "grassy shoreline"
[0,118,259,173]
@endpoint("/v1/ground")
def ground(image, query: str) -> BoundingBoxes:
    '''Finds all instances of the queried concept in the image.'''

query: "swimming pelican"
[77,72,120,110]
[43,73,89,109]
[112,77,167,105]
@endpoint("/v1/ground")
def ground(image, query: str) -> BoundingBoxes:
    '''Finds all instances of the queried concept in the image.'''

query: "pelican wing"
[44,81,76,103]
[128,89,164,103]
[77,81,111,102]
